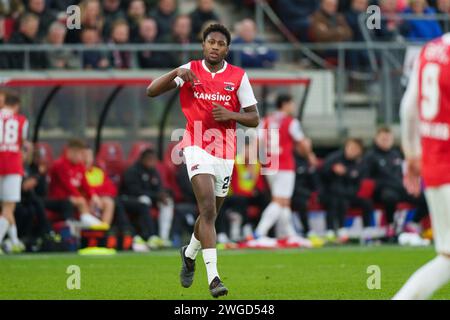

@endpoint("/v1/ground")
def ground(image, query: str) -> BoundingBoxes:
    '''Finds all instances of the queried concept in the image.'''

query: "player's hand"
[176,68,199,86]
[22,177,38,191]
[333,163,347,176]
[404,157,422,197]
[212,103,234,122]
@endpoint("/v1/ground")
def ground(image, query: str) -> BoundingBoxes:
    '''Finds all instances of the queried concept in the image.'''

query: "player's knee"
[199,202,216,224]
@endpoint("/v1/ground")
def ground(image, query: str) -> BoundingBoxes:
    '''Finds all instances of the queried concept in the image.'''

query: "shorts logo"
[191,164,199,171]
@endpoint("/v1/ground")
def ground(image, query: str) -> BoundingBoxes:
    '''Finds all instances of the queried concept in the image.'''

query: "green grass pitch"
[1,245,449,300]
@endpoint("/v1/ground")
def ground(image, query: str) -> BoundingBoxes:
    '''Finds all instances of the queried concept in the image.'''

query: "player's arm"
[212,103,259,127]
[290,119,317,166]
[146,65,198,97]
[400,57,421,196]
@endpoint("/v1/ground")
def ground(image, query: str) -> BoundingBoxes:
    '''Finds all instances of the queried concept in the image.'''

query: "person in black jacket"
[120,148,174,248]
[8,13,47,69]
[320,138,373,243]
[291,138,322,238]
[365,127,429,238]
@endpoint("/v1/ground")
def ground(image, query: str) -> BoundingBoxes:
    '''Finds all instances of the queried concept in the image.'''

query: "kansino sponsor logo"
[193,92,232,102]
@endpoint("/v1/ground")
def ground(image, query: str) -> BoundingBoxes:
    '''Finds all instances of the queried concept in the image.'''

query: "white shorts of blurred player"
[183,146,234,198]
[0,174,22,202]
[425,184,450,255]
[264,170,296,199]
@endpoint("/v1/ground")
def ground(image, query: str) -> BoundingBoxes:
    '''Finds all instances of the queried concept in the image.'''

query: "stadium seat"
[96,141,126,186]
[97,141,124,163]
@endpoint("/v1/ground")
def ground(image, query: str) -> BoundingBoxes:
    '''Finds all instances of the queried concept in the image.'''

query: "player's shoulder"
[226,62,246,76]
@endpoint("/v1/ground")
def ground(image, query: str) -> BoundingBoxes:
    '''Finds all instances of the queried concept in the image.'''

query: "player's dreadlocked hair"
[202,23,231,46]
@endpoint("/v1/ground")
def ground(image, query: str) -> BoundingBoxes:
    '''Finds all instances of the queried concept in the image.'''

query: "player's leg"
[1,175,24,252]
[100,196,114,226]
[70,196,102,226]
[393,184,450,300]
[157,196,174,244]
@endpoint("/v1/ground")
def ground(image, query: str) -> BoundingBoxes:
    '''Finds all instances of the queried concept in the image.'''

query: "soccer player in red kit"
[0,91,29,253]
[255,94,316,243]
[147,24,259,297]
[393,34,450,299]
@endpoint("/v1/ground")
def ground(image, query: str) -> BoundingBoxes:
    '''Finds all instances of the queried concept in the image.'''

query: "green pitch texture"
[1,246,449,299]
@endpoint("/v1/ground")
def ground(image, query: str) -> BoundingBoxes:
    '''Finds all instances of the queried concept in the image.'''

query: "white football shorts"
[264,170,296,199]
[183,146,235,197]
[0,174,22,202]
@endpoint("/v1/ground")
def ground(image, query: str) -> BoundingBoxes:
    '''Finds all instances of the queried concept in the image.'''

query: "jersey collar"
[201,59,228,75]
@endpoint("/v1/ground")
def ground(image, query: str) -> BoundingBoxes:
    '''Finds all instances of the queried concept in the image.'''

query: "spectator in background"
[80,27,109,69]
[364,127,429,238]
[0,15,8,68]
[231,18,278,69]
[344,0,371,70]
[435,0,450,32]
[136,17,173,68]
[402,0,443,41]
[48,0,78,12]
[65,0,104,43]
[108,19,132,69]
[150,0,177,40]
[190,0,220,39]
[45,22,80,69]
[8,13,47,69]
[47,139,106,228]
[275,0,318,41]
[15,144,60,251]
[164,15,196,66]
[375,0,403,41]
[127,0,147,42]
[309,0,352,63]
[291,139,322,241]
[103,0,126,40]
[120,148,174,249]
[320,138,373,243]
[309,0,353,42]
[26,0,56,40]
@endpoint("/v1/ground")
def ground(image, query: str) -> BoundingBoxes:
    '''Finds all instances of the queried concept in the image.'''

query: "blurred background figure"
[320,138,373,244]
[365,127,429,239]
[47,139,106,228]
[190,0,221,39]
[120,148,174,250]
[231,18,278,69]
[45,22,80,69]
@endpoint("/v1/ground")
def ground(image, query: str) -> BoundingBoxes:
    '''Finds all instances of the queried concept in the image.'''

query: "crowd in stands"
[0,0,450,70]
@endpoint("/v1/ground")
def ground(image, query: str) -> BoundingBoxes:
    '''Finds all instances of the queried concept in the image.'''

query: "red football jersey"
[175,60,257,160]
[417,36,450,187]
[259,111,304,171]
[0,109,28,176]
